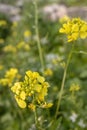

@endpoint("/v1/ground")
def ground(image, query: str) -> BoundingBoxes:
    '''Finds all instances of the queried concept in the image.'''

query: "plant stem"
[55,43,75,119]
[34,0,44,72]
[34,108,43,130]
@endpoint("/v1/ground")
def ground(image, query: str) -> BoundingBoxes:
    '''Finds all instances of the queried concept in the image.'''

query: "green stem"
[55,43,75,119]
[34,108,43,130]
[34,0,44,72]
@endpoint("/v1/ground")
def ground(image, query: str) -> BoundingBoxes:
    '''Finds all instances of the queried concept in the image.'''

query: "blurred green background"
[0,0,87,130]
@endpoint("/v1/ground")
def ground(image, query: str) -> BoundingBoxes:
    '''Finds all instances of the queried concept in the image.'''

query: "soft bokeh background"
[0,0,87,130]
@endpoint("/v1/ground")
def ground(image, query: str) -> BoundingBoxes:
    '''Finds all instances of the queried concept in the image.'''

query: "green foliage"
[0,0,87,130]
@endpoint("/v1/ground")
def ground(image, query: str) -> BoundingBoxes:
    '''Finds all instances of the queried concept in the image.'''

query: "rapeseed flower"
[0,20,7,26]
[3,45,17,53]
[59,17,87,42]
[17,41,30,51]
[44,68,53,76]
[24,30,31,38]
[11,70,52,110]
[59,15,70,23]
[69,83,80,92]
[0,68,19,87]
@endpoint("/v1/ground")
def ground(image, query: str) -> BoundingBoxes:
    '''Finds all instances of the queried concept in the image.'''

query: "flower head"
[69,83,80,92]
[0,68,19,87]
[59,17,87,42]
[11,70,52,110]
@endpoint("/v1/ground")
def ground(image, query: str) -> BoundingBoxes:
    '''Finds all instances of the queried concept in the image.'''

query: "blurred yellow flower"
[0,68,19,87]
[44,68,53,76]
[24,30,31,37]
[69,83,80,92]
[3,45,17,53]
[0,20,7,26]
[59,17,87,42]
[17,41,30,51]
[59,16,70,23]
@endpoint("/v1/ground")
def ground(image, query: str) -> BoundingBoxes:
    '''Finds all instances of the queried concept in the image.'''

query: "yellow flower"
[79,24,87,39]
[5,68,18,78]
[17,41,25,49]
[24,44,30,51]
[24,30,31,37]
[37,76,45,83]
[3,45,17,53]
[20,91,26,100]
[34,84,42,92]
[0,68,19,87]
[15,95,26,108]
[59,17,87,42]
[59,15,70,23]
[28,103,36,111]
[0,78,10,86]
[41,102,53,108]
[68,33,78,42]
[0,20,7,26]
[59,22,71,34]
[11,82,21,95]
[44,68,53,76]
[69,83,80,92]
[11,70,52,109]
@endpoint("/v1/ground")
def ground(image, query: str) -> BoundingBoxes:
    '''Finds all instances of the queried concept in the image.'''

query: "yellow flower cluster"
[3,45,17,53]
[0,68,19,87]
[44,68,53,76]
[59,17,87,42]
[17,41,30,51]
[69,83,80,92]
[11,70,53,110]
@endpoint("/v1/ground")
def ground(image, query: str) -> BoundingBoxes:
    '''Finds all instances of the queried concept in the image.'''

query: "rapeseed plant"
[54,17,87,122]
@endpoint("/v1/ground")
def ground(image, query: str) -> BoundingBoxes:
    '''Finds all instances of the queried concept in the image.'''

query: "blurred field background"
[0,0,87,130]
